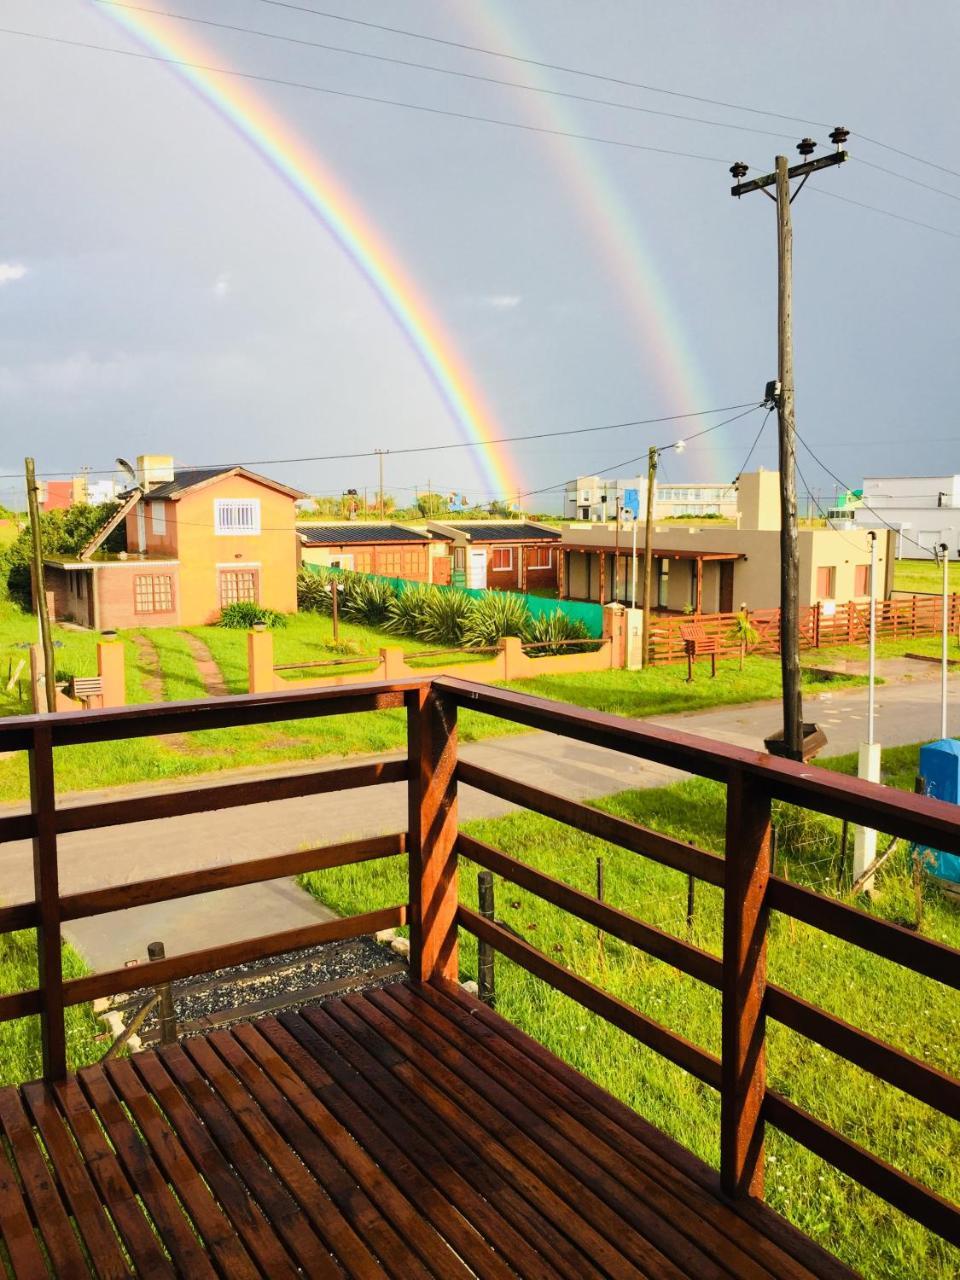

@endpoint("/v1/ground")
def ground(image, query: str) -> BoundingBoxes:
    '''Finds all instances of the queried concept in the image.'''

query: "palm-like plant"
[730,610,759,671]
[524,609,595,654]
[462,592,532,648]
[416,588,473,645]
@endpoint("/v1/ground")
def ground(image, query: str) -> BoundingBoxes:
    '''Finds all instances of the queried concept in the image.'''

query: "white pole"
[853,530,881,893]
[867,532,877,745]
[631,516,638,608]
[941,542,949,740]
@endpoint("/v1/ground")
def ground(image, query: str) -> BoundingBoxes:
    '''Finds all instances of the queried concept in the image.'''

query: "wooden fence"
[649,593,960,665]
[0,679,957,1249]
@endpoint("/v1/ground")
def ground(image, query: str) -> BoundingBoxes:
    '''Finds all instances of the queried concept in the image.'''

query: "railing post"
[407,684,459,984]
[30,722,66,1080]
[477,870,496,1006]
[147,941,178,1045]
[721,767,771,1199]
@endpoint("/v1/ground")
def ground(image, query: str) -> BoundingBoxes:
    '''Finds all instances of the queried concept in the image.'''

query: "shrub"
[384,583,433,636]
[218,602,287,629]
[340,576,396,627]
[416,588,473,646]
[462,592,531,648]
[523,609,596,654]
[297,568,333,613]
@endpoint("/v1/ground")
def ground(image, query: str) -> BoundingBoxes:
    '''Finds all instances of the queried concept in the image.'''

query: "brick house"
[42,456,304,628]
[427,521,561,591]
[298,523,453,584]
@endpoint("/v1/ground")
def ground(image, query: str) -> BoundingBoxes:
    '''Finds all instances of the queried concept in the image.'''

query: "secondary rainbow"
[88,3,523,499]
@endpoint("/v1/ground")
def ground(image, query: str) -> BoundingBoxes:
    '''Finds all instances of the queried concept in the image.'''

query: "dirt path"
[129,633,164,700]
[181,632,230,697]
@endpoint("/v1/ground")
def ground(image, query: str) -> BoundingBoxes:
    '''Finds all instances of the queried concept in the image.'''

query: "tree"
[3,501,122,603]
[416,492,449,518]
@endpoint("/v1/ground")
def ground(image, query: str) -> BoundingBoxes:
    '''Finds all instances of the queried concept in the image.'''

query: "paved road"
[2,666,954,970]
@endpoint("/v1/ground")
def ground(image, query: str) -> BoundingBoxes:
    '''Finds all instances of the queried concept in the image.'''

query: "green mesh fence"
[301,563,604,636]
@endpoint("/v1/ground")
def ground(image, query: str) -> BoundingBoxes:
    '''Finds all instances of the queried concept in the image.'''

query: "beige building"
[560,471,895,612]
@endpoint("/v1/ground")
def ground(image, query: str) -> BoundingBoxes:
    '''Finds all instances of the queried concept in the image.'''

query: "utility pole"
[25,458,57,714]
[641,446,658,667]
[730,128,849,760]
[375,450,386,521]
[940,542,949,741]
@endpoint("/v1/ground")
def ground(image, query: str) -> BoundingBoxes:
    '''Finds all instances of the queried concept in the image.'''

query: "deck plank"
[1,981,861,1279]
[0,1085,91,1279]
[230,1019,476,1280]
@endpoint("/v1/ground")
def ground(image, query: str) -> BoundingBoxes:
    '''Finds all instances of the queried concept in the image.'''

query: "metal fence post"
[477,871,495,1006]
[147,941,178,1046]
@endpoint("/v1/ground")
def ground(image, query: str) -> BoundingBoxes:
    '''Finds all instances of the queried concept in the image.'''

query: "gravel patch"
[112,935,406,1044]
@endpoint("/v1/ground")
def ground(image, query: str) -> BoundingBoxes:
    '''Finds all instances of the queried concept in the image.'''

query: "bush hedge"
[297,568,597,651]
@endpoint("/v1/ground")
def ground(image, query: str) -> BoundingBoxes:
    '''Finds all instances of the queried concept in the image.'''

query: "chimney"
[137,455,174,492]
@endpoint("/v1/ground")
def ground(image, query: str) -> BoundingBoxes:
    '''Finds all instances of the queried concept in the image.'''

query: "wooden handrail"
[0,672,957,1251]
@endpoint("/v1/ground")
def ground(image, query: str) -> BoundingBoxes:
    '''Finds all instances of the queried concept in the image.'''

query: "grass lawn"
[504,654,866,719]
[0,601,870,803]
[302,742,959,1280]
[893,558,960,595]
[0,932,101,1086]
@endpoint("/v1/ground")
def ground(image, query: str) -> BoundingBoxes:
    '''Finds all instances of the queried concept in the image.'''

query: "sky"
[1,0,958,512]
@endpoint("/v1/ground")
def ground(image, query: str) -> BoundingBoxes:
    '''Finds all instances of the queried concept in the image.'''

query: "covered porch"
[560,543,744,612]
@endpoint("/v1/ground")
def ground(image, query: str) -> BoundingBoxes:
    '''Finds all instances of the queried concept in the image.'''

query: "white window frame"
[215,498,261,536]
[150,500,166,536]
[136,502,146,552]
[491,546,514,572]
[528,545,552,569]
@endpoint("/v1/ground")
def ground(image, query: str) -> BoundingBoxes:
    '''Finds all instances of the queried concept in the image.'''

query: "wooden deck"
[0,981,852,1280]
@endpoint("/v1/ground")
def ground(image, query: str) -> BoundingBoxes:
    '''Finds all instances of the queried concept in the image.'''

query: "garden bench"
[679,621,718,681]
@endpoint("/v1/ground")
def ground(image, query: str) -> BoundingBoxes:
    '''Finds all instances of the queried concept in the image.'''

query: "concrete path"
[3,667,956,971]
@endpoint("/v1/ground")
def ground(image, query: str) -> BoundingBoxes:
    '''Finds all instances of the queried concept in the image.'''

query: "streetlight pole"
[640,446,657,667]
[853,530,880,893]
[940,542,950,741]
[730,129,848,760]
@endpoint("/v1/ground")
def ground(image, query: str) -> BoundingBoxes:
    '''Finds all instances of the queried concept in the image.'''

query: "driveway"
[2,670,954,970]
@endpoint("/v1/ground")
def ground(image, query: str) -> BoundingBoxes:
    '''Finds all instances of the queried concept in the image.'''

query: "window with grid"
[215,498,261,535]
[134,575,174,614]
[491,547,513,571]
[380,550,404,575]
[219,570,257,606]
[527,545,552,568]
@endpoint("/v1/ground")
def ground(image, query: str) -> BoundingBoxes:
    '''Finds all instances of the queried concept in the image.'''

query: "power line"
[794,430,931,556]
[515,403,766,500]
[95,1,804,144]
[242,0,960,186]
[0,401,761,481]
[732,408,773,483]
[808,186,960,240]
[0,25,740,167]
[853,156,960,205]
[240,0,829,129]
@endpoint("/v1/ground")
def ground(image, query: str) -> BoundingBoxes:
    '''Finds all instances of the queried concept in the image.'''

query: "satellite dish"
[115,457,137,484]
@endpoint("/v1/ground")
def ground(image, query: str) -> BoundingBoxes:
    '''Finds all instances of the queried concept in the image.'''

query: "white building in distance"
[853,475,960,559]
[564,475,737,523]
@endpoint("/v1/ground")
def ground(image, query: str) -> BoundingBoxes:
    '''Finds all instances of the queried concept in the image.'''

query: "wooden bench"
[679,621,719,681]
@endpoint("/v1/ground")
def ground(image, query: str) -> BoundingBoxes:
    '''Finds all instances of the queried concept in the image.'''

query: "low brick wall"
[247,628,621,695]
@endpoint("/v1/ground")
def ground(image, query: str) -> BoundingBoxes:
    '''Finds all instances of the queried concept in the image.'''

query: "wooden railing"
[648,593,960,664]
[0,677,958,1250]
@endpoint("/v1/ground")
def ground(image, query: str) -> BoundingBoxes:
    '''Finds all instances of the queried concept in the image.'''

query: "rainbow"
[88,3,523,499]
[467,7,723,475]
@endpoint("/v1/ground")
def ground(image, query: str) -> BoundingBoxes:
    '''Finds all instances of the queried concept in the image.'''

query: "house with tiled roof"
[42,455,304,628]
[426,520,561,591]
[297,523,453,584]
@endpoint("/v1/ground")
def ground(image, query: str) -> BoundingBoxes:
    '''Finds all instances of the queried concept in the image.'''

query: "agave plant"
[384,583,432,636]
[523,609,595,655]
[297,568,333,614]
[340,576,397,626]
[462,592,532,649]
[415,587,473,646]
